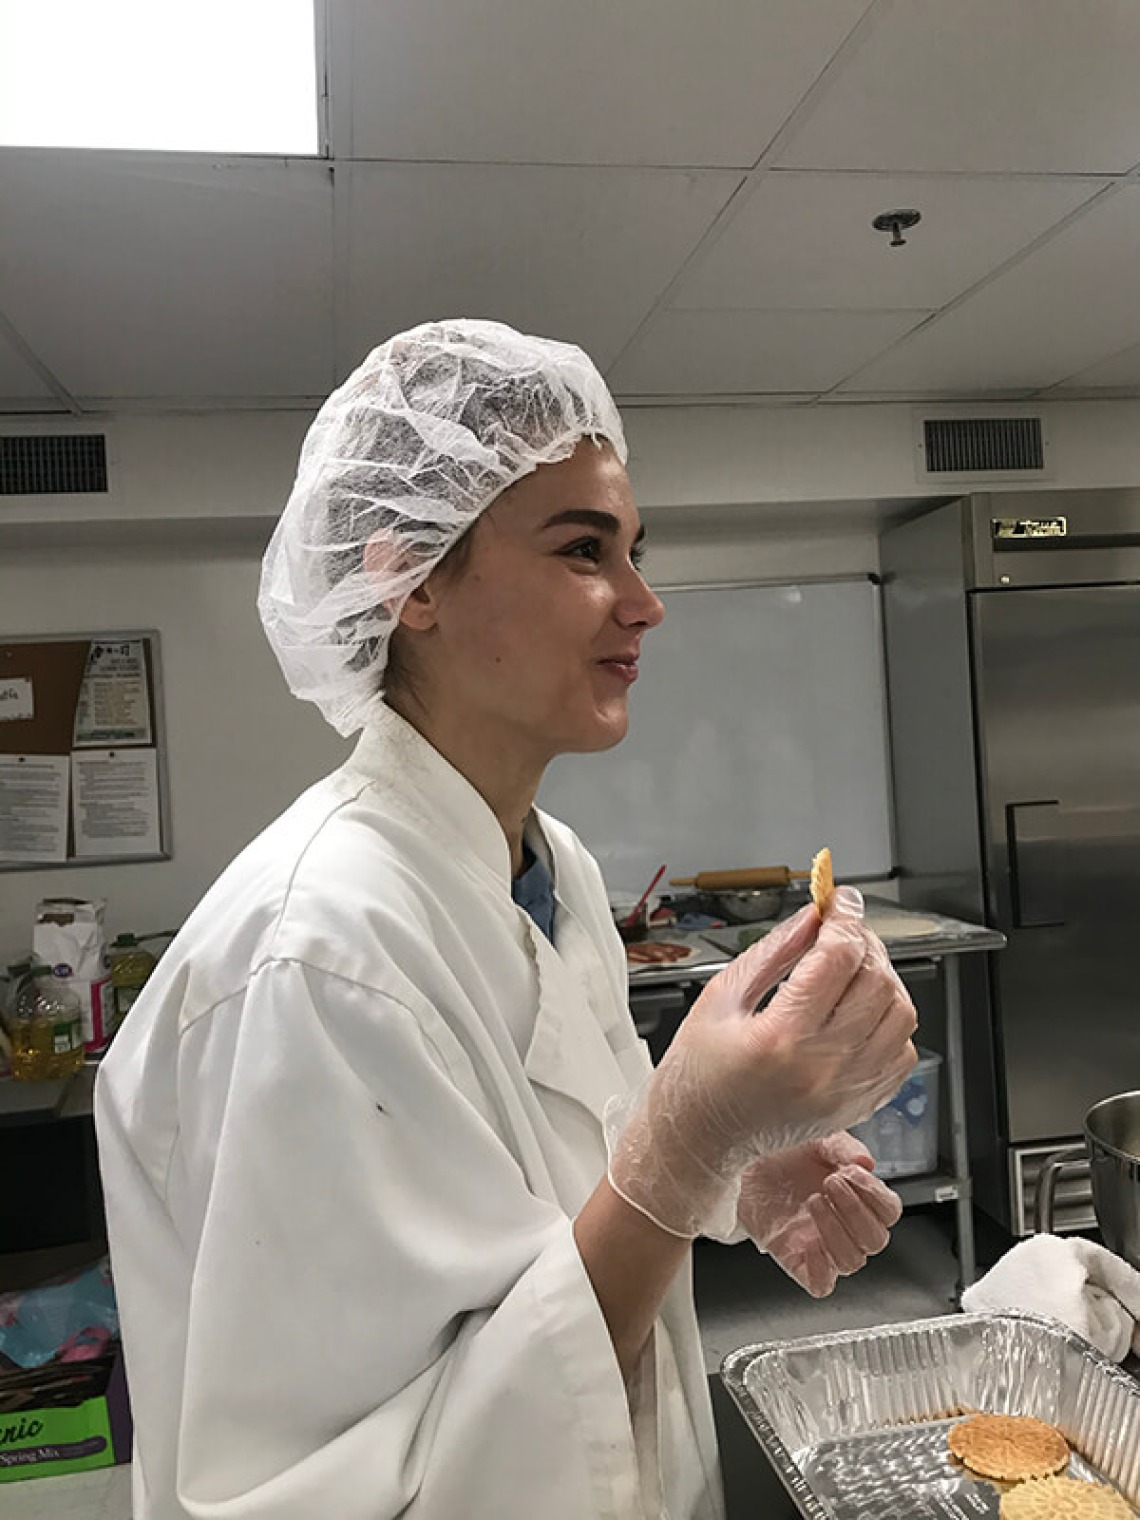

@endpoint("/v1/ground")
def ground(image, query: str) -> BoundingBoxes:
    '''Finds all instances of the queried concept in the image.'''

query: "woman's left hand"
[736,1133,903,1298]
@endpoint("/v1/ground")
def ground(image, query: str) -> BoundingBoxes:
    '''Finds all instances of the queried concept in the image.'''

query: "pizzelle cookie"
[947,1413,1070,1481]
[1000,1475,1133,1520]
[810,847,834,914]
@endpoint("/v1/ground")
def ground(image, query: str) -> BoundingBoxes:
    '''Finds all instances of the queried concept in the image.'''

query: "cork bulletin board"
[0,631,171,870]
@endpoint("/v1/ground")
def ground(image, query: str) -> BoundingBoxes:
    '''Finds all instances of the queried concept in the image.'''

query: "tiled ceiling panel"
[1052,342,1140,392]
[337,0,871,166]
[606,308,926,396]
[779,0,1140,173]
[671,172,1102,310]
[4,1,1140,413]
[0,154,334,400]
[0,327,60,404]
[340,163,741,375]
[838,186,1140,394]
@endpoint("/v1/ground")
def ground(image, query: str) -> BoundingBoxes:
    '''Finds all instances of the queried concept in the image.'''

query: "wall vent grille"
[922,416,1044,474]
[0,434,108,495]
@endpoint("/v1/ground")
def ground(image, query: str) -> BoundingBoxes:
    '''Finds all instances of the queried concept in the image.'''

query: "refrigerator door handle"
[1005,800,1065,929]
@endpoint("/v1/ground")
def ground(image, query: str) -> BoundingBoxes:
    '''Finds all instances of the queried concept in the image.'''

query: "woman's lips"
[598,658,639,684]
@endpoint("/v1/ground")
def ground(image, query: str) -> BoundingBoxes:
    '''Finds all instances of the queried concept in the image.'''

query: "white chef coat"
[95,702,724,1520]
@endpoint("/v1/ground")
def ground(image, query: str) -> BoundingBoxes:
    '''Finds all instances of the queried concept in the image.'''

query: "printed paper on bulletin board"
[0,632,170,870]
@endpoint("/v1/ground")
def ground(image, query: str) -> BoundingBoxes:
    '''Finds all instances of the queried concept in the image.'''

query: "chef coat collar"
[350,709,628,1129]
[348,701,517,886]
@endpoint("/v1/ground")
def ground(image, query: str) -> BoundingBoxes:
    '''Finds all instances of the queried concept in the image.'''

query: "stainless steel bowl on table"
[698,886,786,924]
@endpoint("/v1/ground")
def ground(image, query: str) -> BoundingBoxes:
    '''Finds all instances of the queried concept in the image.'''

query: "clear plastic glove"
[606,886,917,1238]
[736,1134,903,1297]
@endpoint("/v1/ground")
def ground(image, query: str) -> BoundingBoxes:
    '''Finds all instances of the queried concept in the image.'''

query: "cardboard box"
[0,1345,131,1483]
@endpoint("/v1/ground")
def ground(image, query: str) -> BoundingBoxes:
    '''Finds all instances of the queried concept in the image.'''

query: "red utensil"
[622,864,667,928]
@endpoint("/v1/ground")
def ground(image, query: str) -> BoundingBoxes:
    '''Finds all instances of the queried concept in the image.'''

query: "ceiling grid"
[2,0,1140,410]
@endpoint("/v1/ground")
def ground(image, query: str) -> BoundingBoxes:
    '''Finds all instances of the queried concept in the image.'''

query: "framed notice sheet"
[0,631,171,870]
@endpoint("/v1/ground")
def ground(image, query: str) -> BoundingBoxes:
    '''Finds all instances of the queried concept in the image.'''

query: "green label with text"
[0,1399,114,1482]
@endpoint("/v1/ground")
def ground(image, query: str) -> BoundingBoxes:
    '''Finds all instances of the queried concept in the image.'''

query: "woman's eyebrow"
[539,508,646,545]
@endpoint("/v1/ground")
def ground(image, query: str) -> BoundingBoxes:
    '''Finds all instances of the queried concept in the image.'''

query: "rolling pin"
[669,867,811,890]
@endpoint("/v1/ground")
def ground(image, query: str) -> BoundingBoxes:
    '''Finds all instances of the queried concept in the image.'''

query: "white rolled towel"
[962,1234,1140,1362]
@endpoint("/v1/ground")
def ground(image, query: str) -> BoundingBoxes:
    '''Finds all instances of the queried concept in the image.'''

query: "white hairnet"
[258,318,627,736]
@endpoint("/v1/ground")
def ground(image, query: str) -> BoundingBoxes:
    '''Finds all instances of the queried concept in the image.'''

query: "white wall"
[3,392,1139,962]
[7,394,1140,528]
[0,542,350,963]
[0,412,312,527]
[0,531,878,965]
[624,397,1140,507]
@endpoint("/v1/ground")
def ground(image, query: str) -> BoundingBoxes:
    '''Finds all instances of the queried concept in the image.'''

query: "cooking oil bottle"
[109,931,173,1025]
[10,964,84,1081]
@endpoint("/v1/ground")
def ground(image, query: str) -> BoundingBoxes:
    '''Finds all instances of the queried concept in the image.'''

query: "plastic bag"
[0,1259,118,1371]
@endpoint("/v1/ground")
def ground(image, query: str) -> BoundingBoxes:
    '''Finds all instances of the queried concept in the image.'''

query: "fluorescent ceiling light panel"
[0,0,319,153]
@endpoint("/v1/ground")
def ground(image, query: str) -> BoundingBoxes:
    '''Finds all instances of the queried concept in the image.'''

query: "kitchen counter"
[625,894,1005,987]
[0,1061,98,1124]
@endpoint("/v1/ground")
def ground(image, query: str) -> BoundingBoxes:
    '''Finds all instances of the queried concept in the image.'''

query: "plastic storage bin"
[850,1049,941,1179]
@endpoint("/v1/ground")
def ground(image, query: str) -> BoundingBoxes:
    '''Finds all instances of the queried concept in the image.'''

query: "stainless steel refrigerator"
[880,490,1140,1236]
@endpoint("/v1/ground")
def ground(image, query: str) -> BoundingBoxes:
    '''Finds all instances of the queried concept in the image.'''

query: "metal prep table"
[627,896,1006,1290]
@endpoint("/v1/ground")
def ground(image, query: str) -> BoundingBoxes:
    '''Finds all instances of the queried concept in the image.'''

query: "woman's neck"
[385,689,545,875]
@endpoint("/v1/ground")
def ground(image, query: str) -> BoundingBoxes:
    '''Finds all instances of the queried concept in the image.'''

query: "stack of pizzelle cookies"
[948,1413,1133,1518]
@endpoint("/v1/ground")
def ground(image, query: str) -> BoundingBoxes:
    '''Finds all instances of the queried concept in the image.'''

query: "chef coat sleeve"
[160,958,645,1520]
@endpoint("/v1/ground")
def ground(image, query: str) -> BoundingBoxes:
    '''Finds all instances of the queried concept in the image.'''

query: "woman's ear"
[395,579,440,631]
[364,533,441,630]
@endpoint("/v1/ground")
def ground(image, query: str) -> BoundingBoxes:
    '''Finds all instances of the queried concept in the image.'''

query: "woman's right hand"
[605,887,918,1238]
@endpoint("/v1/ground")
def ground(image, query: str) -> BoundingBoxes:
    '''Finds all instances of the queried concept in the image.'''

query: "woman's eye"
[562,537,647,570]
[563,538,602,562]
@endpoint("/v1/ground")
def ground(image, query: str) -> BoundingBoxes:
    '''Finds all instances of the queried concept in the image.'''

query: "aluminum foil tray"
[721,1312,1140,1519]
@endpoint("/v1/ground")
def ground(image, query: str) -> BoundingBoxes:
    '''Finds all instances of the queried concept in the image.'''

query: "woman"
[96,319,917,1520]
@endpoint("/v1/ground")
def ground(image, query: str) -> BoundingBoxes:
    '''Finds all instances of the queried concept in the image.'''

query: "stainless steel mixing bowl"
[1085,1090,1140,1269]
[1035,1089,1140,1268]
[699,886,786,923]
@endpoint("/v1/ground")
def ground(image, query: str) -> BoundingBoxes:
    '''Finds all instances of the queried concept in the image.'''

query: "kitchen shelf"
[894,1172,972,1208]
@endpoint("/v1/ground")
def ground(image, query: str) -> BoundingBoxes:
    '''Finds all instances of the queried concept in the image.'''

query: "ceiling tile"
[837,186,1140,393]
[337,0,871,166]
[606,309,926,396]
[0,154,334,400]
[340,163,741,374]
[671,172,1101,310]
[0,326,59,404]
[1050,342,1140,392]
[778,0,1140,172]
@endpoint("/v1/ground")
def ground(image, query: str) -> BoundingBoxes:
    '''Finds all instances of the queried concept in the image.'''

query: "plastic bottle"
[11,965,85,1081]
[108,932,173,1024]
[0,965,16,1078]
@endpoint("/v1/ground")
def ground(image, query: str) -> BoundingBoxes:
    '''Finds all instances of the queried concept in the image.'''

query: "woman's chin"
[549,702,630,756]
[582,704,631,752]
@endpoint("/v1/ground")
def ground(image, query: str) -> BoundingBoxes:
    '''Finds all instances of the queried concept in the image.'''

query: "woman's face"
[401,439,664,763]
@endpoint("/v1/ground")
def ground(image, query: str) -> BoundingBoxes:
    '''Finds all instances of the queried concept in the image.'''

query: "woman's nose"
[619,568,665,629]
